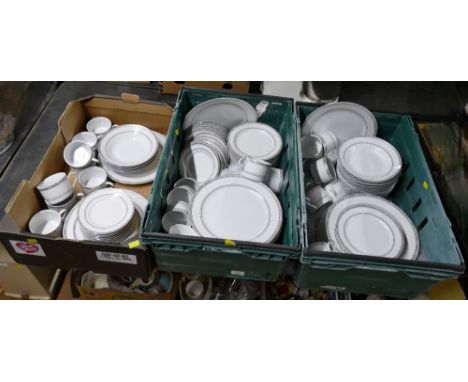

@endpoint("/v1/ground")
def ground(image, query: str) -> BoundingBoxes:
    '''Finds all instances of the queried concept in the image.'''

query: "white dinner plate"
[182,98,257,130]
[227,123,283,163]
[334,205,404,258]
[99,124,158,169]
[78,188,135,235]
[179,142,221,182]
[190,176,283,243]
[338,137,402,183]
[325,194,419,261]
[302,102,378,142]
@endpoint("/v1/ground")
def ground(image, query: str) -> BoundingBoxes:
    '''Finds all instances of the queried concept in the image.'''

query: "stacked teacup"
[162,177,199,236]
[37,172,80,213]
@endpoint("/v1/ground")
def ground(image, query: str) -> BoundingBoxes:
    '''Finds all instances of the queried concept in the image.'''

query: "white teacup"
[265,167,284,194]
[324,180,348,202]
[28,209,66,238]
[174,177,199,191]
[168,224,199,237]
[185,279,205,299]
[86,116,112,136]
[309,157,336,186]
[240,157,271,182]
[301,134,324,160]
[319,131,339,163]
[37,172,76,205]
[162,210,191,233]
[306,185,333,213]
[78,167,113,195]
[45,193,81,213]
[167,200,189,214]
[167,187,193,207]
[72,131,98,151]
[64,141,99,171]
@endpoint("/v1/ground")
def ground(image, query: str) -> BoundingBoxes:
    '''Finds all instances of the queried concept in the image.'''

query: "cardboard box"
[0,243,62,299]
[73,271,178,300]
[0,94,173,279]
[159,81,250,95]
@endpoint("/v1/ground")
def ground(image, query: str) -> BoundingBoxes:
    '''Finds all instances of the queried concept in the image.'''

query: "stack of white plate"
[227,122,283,164]
[99,124,164,185]
[325,194,419,260]
[180,121,230,182]
[62,189,147,243]
[77,188,138,242]
[336,137,402,197]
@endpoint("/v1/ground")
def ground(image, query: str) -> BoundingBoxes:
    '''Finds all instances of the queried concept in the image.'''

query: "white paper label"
[9,240,46,257]
[96,251,137,265]
[230,270,245,276]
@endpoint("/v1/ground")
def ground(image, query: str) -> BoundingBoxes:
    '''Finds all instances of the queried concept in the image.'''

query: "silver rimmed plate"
[302,102,378,142]
[179,142,221,182]
[182,98,257,130]
[334,205,404,258]
[227,122,283,163]
[77,188,135,236]
[99,124,158,169]
[100,131,165,185]
[190,176,283,243]
[63,189,148,242]
[325,194,419,260]
[338,137,402,184]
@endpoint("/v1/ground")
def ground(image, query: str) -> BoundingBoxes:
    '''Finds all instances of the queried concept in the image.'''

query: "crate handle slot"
[405,178,415,191]
[411,198,422,213]
[417,217,429,231]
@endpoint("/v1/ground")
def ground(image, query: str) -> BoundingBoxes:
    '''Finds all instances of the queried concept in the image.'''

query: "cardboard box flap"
[5,180,40,230]
[30,133,67,187]
[59,94,173,142]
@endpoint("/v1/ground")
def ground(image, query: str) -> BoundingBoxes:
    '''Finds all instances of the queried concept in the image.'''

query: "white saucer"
[183,98,257,130]
[179,142,221,182]
[227,122,283,163]
[190,176,283,243]
[78,188,135,235]
[63,189,147,241]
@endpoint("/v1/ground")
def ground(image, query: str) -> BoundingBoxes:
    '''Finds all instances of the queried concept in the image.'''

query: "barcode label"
[230,270,245,276]
[96,251,137,265]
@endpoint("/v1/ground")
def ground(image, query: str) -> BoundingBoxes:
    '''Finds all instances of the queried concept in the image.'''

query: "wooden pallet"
[159,81,250,95]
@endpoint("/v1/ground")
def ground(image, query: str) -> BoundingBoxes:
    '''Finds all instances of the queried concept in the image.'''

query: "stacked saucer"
[76,188,139,243]
[336,137,402,197]
[98,124,162,185]
[180,121,229,182]
[227,122,283,164]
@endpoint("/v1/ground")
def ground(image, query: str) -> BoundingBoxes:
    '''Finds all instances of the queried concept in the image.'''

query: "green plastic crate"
[141,88,302,281]
[295,103,465,298]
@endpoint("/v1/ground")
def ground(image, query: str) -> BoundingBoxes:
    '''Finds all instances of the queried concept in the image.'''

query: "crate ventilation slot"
[405,178,415,191]
[411,198,422,213]
[417,217,429,231]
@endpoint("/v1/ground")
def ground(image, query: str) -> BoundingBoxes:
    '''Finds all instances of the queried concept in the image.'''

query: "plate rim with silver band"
[189,176,283,244]
[325,194,419,261]
[301,102,378,142]
[182,97,258,131]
